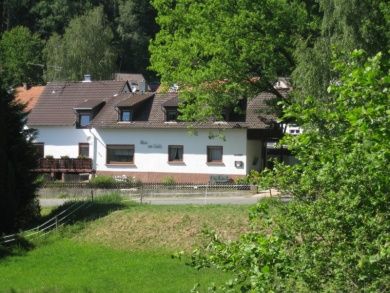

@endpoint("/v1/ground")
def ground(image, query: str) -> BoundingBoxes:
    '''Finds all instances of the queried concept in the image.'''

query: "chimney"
[140,80,146,93]
[82,74,92,82]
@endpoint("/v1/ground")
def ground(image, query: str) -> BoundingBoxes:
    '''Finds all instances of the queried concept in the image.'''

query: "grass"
[0,239,227,293]
[77,204,250,251]
[0,194,255,292]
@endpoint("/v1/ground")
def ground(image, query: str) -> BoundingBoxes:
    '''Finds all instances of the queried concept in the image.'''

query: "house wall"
[91,128,248,181]
[246,139,263,173]
[33,126,263,183]
[34,126,92,158]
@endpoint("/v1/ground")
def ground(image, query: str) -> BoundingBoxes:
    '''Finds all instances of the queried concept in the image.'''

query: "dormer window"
[120,109,133,122]
[78,112,91,128]
[74,99,105,129]
[166,108,178,121]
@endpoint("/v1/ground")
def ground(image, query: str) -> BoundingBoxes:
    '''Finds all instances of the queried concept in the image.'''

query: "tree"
[149,0,308,121]
[116,0,158,75]
[0,0,36,33]
[44,6,117,81]
[30,0,93,38]
[0,80,39,234]
[0,26,43,87]
[190,51,390,291]
[292,0,390,102]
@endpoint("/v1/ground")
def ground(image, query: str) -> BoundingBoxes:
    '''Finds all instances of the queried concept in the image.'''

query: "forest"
[0,0,158,87]
[0,0,389,291]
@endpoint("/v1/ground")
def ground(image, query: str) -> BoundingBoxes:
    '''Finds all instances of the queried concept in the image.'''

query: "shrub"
[191,51,390,291]
[235,170,262,184]
[89,176,116,188]
[162,176,175,185]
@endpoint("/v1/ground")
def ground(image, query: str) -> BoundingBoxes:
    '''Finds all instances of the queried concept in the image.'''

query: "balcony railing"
[34,158,93,173]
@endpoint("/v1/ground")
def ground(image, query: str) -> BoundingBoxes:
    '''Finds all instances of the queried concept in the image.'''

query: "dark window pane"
[207,146,223,162]
[168,145,183,161]
[107,145,134,163]
[166,109,178,121]
[80,114,91,127]
[79,143,89,157]
[121,110,132,121]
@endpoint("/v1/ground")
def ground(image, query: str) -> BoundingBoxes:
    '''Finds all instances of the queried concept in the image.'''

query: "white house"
[27,76,285,183]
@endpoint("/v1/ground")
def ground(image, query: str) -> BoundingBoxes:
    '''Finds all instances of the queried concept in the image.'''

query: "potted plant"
[59,155,70,169]
[76,155,91,169]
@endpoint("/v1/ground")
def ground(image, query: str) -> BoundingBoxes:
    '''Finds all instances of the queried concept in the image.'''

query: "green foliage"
[116,0,158,74]
[0,83,39,233]
[292,0,390,102]
[0,26,43,87]
[235,170,262,185]
[31,0,93,37]
[162,175,176,185]
[89,175,117,188]
[44,6,117,81]
[150,0,308,121]
[191,51,390,291]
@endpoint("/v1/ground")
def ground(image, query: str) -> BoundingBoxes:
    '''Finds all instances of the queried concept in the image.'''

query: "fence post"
[140,186,143,204]
[204,184,208,204]
[91,189,94,201]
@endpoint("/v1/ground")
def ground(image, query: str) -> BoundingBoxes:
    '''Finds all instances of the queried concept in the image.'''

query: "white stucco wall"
[92,128,248,175]
[246,139,263,173]
[33,126,92,159]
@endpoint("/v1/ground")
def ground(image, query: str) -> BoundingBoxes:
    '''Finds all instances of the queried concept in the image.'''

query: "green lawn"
[0,239,227,293]
[0,198,253,292]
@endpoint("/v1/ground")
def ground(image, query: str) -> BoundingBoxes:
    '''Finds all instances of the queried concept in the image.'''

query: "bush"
[235,170,262,185]
[191,51,390,291]
[89,176,116,188]
[162,176,176,185]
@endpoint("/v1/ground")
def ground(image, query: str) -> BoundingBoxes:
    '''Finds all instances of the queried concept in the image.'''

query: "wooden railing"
[35,158,93,172]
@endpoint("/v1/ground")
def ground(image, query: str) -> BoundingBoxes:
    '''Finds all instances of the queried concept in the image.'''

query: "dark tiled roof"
[115,93,154,107]
[162,96,178,107]
[74,99,105,110]
[92,91,284,129]
[246,92,276,128]
[113,73,151,91]
[114,73,145,84]
[29,78,286,129]
[28,81,128,126]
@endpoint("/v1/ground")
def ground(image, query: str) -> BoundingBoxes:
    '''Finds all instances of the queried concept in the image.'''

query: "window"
[166,109,178,121]
[106,145,134,164]
[33,143,44,158]
[168,145,183,162]
[120,109,133,122]
[79,143,89,158]
[79,113,91,128]
[207,146,223,162]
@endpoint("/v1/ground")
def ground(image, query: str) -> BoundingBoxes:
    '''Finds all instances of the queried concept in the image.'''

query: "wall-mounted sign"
[148,144,162,149]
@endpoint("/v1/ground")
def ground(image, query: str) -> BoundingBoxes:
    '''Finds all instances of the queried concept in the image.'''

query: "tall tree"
[191,50,390,291]
[116,0,158,74]
[0,80,39,234]
[0,26,43,87]
[30,0,93,38]
[149,0,308,121]
[292,0,390,102]
[0,0,36,33]
[44,6,117,81]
